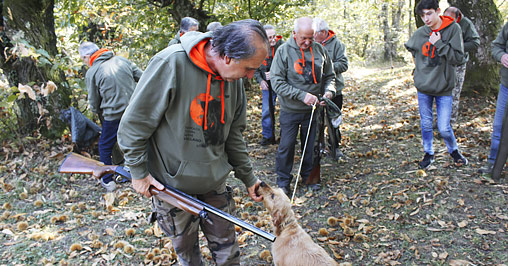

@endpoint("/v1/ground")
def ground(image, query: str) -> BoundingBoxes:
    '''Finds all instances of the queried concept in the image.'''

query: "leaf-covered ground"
[0,64,506,265]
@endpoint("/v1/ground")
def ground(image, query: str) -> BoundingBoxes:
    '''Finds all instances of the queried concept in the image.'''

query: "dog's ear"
[272,210,285,236]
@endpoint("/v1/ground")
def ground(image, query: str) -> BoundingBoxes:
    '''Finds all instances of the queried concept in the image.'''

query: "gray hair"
[263,24,275,31]
[78,42,99,57]
[211,19,269,60]
[293,17,313,33]
[180,17,199,32]
[312,18,329,32]
[207,21,222,32]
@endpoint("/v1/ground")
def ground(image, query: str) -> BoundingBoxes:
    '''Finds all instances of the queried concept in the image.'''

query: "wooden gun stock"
[58,152,130,180]
[58,152,276,242]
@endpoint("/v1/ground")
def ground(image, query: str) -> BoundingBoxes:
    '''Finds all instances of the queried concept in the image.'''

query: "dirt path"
[0,64,506,265]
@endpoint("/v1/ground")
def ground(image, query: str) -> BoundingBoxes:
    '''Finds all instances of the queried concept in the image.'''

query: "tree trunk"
[1,0,71,138]
[448,0,502,95]
[151,0,212,32]
[382,3,391,62]
[390,0,404,61]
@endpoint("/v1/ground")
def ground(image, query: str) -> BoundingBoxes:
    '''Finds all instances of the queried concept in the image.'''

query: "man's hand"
[319,91,333,106]
[429,32,441,45]
[247,179,263,202]
[265,72,271,81]
[303,93,318,106]
[501,54,508,68]
[260,80,269,91]
[132,174,165,198]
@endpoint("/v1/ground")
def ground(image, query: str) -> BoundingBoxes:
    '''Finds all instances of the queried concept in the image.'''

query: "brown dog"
[258,182,338,266]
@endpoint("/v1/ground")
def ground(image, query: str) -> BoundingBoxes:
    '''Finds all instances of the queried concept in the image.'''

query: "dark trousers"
[99,119,120,183]
[276,110,317,188]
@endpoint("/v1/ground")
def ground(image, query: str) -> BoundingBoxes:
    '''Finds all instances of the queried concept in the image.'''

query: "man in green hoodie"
[405,0,468,169]
[313,17,347,159]
[78,42,143,192]
[254,24,284,146]
[443,6,480,125]
[118,20,268,265]
[271,17,335,194]
[168,17,199,46]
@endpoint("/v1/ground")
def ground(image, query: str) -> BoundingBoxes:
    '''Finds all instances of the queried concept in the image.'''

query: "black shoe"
[418,153,434,169]
[451,150,468,166]
[307,183,321,191]
[478,162,494,174]
[259,137,276,146]
[278,185,290,195]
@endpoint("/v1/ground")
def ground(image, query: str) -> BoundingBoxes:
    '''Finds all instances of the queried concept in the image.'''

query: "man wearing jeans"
[254,25,284,145]
[404,0,468,169]
[480,22,508,175]
[79,42,143,191]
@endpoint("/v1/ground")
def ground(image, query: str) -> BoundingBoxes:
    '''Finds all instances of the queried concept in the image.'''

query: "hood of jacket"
[180,31,226,130]
[90,49,114,66]
[321,30,337,46]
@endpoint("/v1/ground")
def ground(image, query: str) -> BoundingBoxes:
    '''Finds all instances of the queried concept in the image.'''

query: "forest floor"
[0,63,506,265]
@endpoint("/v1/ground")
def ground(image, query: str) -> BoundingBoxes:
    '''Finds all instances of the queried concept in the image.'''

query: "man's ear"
[224,55,232,65]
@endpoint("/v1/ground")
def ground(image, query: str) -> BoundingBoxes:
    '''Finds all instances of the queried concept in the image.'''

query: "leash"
[291,102,317,204]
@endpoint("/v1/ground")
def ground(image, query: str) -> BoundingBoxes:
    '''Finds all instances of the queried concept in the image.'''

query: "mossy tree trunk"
[0,0,71,138]
[448,0,502,96]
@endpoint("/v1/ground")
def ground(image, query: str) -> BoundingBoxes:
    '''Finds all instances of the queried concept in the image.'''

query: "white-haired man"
[313,18,347,159]
[270,17,335,194]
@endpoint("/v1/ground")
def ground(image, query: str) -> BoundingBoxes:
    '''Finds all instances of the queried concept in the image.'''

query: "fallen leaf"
[475,228,496,235]
[449,259,473,266]
[457,221,468,228]
[439,251,448,259]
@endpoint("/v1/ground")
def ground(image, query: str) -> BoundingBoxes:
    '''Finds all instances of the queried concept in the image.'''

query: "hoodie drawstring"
[296,37,318,84]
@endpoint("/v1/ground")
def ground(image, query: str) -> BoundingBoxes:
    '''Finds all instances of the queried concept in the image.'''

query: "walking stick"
[267,81,276,140]
[291,102,317,204]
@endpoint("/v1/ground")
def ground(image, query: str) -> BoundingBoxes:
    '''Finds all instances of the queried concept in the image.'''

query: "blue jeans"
[99,119,120,183]
[417,92,458,155]
[489,83,508,164]
[276,111,317,188]
[261,89,277,139]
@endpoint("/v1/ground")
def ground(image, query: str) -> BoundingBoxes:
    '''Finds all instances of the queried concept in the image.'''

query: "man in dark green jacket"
[271,17,335,194]
[168,17,199,46]
[404,0,468,169]
[313,17,347,159]
[479,22,508,176]
[444,6,480,125]
[78,42,143,192]
[118,20,268,265]
[254,24,284,145]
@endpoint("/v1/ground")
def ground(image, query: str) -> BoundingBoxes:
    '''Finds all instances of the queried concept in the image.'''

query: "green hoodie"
[492,22,508,88]
[455,14,480,65]
[320,30,347,95]
[405,16,464,96]
[254,36,284,84]
[118,31,256,195]
[85,50,143,121]
[270,33,335,113]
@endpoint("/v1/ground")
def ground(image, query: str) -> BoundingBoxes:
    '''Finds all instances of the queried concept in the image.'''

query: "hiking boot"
[101,178,117,192]
[451,150,468,166]
[478,162,494,175]
[259,137,276,146]
[418,153,434,169]
[278,185,290,196]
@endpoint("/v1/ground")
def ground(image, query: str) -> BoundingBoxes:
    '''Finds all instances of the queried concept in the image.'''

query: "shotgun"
[58,152,276,242]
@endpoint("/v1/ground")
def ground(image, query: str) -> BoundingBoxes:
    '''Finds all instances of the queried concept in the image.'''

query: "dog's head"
[257,182,295,236]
